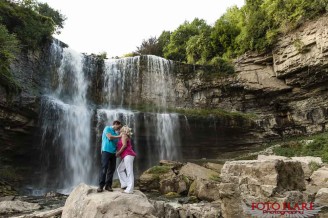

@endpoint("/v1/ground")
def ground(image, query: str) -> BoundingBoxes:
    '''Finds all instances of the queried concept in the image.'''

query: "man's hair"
[113,120,121,125]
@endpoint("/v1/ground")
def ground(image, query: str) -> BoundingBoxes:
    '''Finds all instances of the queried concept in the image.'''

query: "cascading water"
[99,55,182,168]
[38,43,184,193]
[39,42,94,193]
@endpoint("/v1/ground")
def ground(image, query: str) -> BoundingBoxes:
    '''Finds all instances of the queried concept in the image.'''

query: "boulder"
[179,162,220,181]
[61,183,155,218]
[310,166,328,187]
[180,202,221,218]
[203,162,223,173]
[315,188,328,206]
[188,179,220,202]
[0,200,41,216]
[219,159,305,218]
[139,165,175,192]
[257,155,290,161]
[150,200,221,218]
[291,156,323,179]
[159,160,184,169]
[159,174,190,195]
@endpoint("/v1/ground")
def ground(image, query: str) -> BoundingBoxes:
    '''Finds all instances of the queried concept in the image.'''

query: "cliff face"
[174,14,328,139]
[0,15,328,191]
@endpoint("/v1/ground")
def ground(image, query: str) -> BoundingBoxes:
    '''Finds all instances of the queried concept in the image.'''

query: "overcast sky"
[40,0,244,57]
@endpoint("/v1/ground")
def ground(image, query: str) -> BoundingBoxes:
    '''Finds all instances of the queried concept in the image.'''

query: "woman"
[116,125,136,194]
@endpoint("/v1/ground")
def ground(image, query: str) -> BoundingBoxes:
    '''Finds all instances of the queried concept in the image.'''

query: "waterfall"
[100,55,181,166]
[38,43,183,193]
[39,42,94,193]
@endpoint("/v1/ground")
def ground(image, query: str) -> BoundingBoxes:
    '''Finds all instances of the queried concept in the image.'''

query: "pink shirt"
[117,138,136,159]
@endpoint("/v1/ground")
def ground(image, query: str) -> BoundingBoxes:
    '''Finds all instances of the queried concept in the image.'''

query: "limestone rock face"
[219,160,305,218]
[178,162,220,181]
[61,183,155,218]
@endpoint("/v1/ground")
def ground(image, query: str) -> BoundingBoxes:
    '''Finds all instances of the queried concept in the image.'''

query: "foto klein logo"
[243,202,323,217]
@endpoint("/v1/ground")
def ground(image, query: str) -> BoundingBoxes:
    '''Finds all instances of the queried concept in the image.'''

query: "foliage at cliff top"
[0,0,66,94]
[273,131,328,162]
[134,0,327,70]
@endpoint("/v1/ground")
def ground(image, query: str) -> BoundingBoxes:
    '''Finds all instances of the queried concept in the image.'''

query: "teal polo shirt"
[101,126,118,153]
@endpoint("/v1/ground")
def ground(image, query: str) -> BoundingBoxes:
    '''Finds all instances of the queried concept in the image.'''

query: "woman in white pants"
[116,125,136,194]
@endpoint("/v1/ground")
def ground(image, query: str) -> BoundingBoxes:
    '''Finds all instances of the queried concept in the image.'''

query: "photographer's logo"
[243,202,323,217]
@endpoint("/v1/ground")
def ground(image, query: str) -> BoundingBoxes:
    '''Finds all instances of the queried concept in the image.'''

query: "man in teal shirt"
[97,120,122,192]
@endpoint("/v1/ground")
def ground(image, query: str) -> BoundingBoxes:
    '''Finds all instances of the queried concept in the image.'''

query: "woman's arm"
[116,134,128,156]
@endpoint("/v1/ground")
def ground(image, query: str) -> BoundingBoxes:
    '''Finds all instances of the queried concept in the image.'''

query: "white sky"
[40,0,244,57]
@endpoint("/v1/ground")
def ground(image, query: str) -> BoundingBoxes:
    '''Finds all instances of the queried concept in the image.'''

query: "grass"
[273,131,328,162]
[130,103,257,121]
[147,166,171,175]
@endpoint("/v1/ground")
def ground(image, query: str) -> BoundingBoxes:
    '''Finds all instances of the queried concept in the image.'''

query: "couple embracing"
[97,120,136,194]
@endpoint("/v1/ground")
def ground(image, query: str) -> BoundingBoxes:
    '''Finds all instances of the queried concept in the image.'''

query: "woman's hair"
[120,125,133,137]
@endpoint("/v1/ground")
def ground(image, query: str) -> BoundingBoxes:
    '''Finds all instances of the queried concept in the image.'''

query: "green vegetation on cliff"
[134,0,327,70]
[0,0,65,94]
[273,132,328,162]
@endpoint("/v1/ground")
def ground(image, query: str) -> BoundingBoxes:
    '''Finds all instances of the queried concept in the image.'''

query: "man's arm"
[106,133,121,140]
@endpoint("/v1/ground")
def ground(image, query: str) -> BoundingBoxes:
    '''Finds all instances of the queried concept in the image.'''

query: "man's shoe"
[105,186,113,192]
[97,187,103,192]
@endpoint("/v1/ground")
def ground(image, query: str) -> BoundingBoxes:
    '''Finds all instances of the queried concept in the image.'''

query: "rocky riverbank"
[4,154,326,218]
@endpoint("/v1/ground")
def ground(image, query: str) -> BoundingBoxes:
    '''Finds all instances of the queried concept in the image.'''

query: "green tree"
[164,18,210,62]
[0,24,20,93]
[211,6,242,58]
[135,36,162,56]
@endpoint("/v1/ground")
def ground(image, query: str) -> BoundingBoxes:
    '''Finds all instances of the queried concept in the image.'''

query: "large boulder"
[203,162,223,173]
[315,188,328,206]
[219,159,305,218]
[179,162,220,181]
[257,155,290,161]
[139,165,175,192]
[310,166,328,187]
[291,156,322,179]
[188,179,220,202]
[61,183,155,218]
[0,200,40,216]
[159,174,190,195]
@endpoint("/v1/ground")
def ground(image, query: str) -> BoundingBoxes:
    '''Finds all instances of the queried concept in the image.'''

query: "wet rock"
[61,183,155,218]
[0,200,41,216]
[178,196,199,204]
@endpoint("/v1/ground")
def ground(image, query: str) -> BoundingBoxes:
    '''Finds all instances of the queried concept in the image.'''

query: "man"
[97,120,122,192]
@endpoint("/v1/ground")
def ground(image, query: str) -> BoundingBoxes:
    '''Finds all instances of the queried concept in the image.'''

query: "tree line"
[0,0,65,94]
[130,0,327,68]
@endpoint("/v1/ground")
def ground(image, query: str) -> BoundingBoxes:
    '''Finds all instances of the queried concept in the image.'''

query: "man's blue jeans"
[99,151,116,188]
